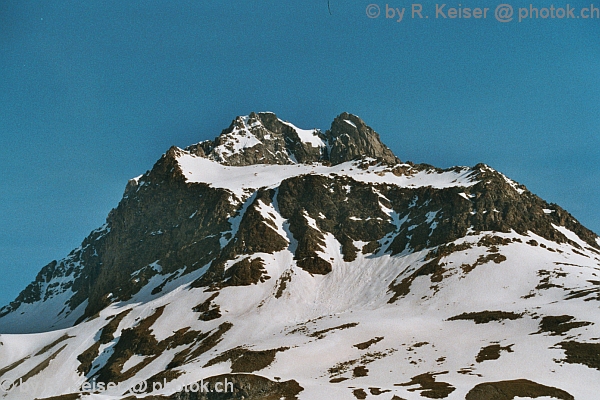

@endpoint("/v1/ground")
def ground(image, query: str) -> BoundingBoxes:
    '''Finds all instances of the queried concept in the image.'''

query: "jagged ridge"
[184,111,399,166]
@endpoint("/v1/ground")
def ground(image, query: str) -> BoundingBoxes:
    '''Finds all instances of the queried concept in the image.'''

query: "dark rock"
[465,379,574,400]
[475,344,513,363]
[447,311,523,324]
[535,315,593,336]
[558,341,600,371]
[395,371,455,398]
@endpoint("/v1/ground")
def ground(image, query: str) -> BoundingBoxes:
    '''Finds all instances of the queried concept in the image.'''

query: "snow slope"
[1,225,599,399]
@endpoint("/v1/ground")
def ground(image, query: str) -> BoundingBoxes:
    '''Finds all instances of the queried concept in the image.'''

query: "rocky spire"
[325,112,399,165]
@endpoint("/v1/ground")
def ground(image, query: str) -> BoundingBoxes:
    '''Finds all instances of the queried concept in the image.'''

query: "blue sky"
[1,0,598,308]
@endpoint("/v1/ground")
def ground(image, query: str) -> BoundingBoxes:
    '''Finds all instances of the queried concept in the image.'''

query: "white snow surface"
[176,152,478,199]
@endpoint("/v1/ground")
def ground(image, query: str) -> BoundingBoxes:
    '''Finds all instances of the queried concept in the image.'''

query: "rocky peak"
[184,112,325,166]
[326,112,399,165]
[184,112,400,166]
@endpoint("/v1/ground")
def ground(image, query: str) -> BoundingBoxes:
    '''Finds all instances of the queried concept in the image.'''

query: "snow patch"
[425,210,439,224]
[303,211,321,231]
[500,172,525,194]
[122,354,147,373]
[552,224,590,249]
[344,119,357,128]
[254,197,289,243]
[279,119,325,148]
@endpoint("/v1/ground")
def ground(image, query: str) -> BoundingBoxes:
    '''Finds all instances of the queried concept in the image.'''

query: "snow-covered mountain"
[1,112,599,400]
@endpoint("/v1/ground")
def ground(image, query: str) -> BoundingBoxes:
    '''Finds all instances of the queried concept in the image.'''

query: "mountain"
[0,112,599,400]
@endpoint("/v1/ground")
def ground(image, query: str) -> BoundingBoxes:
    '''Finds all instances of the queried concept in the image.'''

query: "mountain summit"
[1,112,599,400]
[184,111,399,166]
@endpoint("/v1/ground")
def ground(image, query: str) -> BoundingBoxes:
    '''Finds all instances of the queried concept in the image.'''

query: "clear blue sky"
[1,0,598,308]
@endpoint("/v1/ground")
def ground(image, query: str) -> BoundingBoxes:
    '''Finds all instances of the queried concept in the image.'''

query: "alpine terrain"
[1,112,599,400]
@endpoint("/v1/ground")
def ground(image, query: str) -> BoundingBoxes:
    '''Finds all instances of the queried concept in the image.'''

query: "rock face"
[0,112,599,400]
